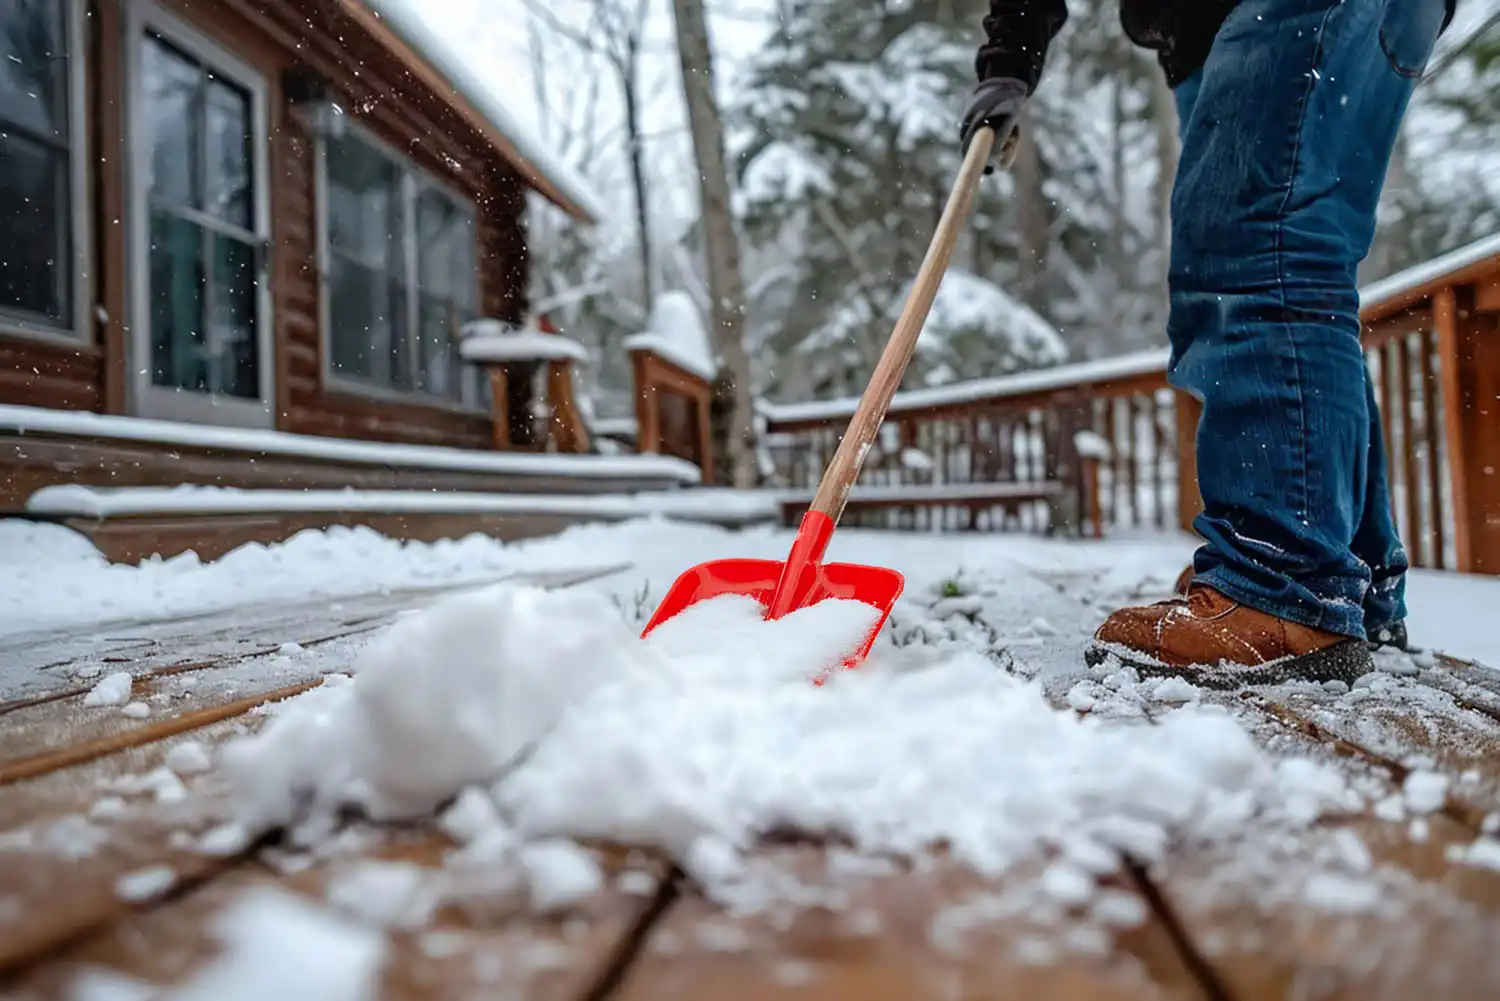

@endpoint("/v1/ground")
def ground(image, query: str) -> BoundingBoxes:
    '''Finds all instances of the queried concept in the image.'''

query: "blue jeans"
[1169,0,1446,639]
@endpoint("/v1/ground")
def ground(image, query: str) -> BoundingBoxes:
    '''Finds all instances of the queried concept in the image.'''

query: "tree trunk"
[1149,61,1179,332]
[670,0,758,487]
[1013,104,1049,315]
[621,76,654,306]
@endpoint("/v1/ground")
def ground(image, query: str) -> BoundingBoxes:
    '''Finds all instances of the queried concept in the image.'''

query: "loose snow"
[83,672,134,708]
[211,575,1366,911]
[165,885,385,1001]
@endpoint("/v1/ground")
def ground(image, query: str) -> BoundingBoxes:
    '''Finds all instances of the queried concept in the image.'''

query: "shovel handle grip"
[808,126,997,522]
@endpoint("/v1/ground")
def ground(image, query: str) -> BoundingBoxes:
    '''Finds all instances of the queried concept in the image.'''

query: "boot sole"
[1083,638,1374,691]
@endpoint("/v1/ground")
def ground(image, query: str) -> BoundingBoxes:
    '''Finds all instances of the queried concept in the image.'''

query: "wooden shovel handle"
[807,126,997,523]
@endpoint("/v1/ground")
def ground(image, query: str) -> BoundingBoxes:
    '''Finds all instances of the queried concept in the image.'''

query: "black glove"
[958,76,1028,172]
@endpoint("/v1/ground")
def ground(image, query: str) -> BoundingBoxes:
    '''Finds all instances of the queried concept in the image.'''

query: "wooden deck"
[3,571,1500,1000]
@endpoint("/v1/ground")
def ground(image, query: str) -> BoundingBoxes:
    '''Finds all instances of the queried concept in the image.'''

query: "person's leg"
[1171,0,1443,634]
[1171,57,1414,644]
[1354,368,1410,640]
[1089,0,1445,682]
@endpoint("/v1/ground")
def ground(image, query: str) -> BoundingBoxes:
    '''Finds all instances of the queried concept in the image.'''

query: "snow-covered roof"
[624,292,718,381]
[1360,230,1500,317]
[345,0,605,225]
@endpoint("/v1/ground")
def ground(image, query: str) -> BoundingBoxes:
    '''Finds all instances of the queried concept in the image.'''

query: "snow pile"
[210,580,1363,910]
[623,291,717,381]
[1,523,521,639]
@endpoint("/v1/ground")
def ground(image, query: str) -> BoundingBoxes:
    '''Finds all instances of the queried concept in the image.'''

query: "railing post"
[632,351,662,455]
[1436,286,1500,573]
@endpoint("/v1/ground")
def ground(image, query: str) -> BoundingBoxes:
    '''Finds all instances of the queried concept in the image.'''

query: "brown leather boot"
[1085,584,1373,688]
[1173,564,1195,596]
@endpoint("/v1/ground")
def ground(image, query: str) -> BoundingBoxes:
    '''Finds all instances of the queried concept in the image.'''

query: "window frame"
[315,118,486,414]
[0,0,92,345]
[124,0,274,427]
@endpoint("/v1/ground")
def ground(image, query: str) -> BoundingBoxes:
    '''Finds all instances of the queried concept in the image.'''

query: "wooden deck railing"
[761,233,1500,573]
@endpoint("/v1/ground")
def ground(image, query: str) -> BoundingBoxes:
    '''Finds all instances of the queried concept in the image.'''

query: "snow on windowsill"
[26,484,782,526]
[0,405,701,484]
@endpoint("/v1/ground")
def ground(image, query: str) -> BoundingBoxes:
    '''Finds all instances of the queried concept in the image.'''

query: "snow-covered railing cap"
[624,291,717,382]
[1073,430,1113,461]
[459,318,589,365]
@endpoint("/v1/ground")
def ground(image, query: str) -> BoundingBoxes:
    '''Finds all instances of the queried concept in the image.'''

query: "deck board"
[615,846,1204,1001]
[4,575,1500,999]
[1143,814,1500,1001]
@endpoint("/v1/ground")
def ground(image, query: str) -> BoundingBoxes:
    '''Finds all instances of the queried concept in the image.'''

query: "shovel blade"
[640,558,904,665]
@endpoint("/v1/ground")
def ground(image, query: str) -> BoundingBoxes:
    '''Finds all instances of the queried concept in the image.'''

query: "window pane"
[0,132,69,324]
[143,36,201,209]
[415,187,477,400]
[205,76,252,230]
[326,134,403,271]
[329,252,410,387]
[209,234,258,398]
[149,211,207,392]
[0,0,68,142]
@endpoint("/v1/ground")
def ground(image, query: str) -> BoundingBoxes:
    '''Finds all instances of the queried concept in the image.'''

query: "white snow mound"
[216,582,1360,900]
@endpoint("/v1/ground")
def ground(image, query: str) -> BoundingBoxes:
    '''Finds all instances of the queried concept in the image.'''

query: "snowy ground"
[3,516,1497,667]
[7,516,1500,996]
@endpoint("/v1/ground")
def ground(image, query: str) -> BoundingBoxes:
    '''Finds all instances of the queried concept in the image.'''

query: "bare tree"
[524,0,656,306]
[670,0,758,487]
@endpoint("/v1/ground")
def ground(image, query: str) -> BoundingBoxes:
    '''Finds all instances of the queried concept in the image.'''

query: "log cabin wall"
[0,0,530,450]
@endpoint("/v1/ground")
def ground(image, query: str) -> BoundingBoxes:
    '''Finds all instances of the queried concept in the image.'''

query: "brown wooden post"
[1396,335,1421,555]
[632,352,662,455]
[544,359,590,454]
[486,366,511,450]
[1448,297,1500,574]
[1082,455,1103,539]
[1174,389,1203,534]
[1434,287,1474,572]
[694,391,715,485]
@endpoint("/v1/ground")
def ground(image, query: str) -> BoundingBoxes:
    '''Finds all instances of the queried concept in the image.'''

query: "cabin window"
[0,0,86,339]
[126,2,271,426]
[322,127,482,408]
[141,32,261,400]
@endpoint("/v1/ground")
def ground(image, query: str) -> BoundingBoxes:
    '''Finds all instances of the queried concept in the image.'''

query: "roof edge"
[336,0,599,226]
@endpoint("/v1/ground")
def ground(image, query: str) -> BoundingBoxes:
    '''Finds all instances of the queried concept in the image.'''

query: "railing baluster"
[1398,334,1421,565]
[1420,326,1445,570]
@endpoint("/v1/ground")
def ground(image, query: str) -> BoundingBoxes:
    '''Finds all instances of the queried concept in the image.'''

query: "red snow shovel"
[640,126,1000,668]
